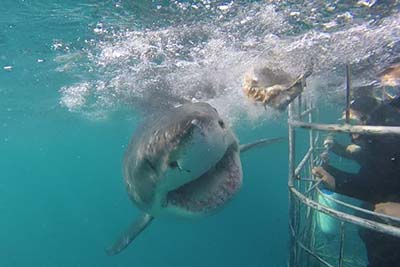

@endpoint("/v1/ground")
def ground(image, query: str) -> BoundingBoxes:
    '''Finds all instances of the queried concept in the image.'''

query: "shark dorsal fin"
[239,137,286,153]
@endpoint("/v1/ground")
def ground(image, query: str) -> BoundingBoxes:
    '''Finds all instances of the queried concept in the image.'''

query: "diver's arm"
[314,165,372,202]
[332,142,364,162]
[330,142,353,159]
[324,136,361,161]
[375,202,400,218]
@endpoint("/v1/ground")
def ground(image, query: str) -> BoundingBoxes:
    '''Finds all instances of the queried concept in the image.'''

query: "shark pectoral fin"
[106,213,154,256]
[239,137,287,153]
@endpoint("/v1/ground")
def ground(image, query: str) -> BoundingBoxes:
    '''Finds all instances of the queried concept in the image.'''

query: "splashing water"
[57,0,400,122]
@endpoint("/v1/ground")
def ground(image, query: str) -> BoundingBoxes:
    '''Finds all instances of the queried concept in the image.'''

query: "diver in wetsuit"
[313,96,400,267]
[322,95,380,165]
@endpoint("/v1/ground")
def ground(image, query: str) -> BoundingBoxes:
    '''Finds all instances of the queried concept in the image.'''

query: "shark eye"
[218,120,225,129]
[169,161,179,169]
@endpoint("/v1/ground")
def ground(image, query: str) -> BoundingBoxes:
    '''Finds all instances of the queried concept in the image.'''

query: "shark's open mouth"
[167,144,242,214]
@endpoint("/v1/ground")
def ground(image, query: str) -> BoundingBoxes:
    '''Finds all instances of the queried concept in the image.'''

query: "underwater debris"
[3,65,12,71]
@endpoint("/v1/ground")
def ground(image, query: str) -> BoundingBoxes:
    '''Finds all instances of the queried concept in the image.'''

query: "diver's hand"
[320,151,329,163]
[374,202,400,218]
[345,144,362,155]
[312,167,336,190]
[323,135,335,149]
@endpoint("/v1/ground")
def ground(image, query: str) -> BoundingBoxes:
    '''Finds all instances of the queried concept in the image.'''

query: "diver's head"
[343,96,380,143]
[344,96,381,125]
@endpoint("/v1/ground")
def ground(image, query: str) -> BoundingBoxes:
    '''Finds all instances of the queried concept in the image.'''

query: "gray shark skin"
[106,102,285,256]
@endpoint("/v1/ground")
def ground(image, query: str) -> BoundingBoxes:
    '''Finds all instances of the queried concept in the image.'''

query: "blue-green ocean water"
[1,1,399,266]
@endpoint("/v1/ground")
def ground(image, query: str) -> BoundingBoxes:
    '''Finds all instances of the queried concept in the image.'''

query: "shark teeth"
[167,146,242,214]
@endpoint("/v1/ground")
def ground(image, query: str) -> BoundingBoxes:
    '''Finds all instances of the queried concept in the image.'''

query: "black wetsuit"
[324,98,400,267]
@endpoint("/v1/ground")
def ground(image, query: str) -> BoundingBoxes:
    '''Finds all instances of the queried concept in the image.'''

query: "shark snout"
[160,116,232,192]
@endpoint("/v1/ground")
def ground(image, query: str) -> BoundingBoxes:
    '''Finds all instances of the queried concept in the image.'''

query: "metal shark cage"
[287,82,400,266]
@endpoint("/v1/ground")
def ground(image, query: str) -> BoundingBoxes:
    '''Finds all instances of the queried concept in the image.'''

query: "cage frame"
[287,78,400,267]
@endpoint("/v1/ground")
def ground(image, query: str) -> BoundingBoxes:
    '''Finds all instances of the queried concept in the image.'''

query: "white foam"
[57,2,400,124]
[59,82,90,111]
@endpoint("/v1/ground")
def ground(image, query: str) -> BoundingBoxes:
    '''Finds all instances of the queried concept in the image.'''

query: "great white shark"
[107,102,285,255]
